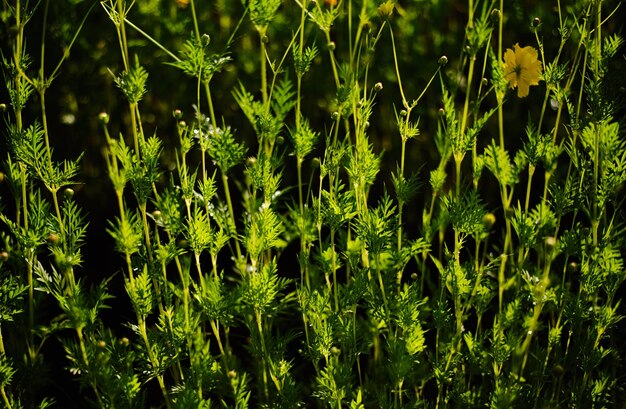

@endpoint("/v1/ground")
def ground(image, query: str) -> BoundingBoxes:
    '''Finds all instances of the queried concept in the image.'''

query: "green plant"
[1,0,625,408]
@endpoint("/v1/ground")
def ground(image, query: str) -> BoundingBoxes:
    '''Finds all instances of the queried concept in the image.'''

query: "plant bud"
[374,82,383,92]
[227,370,237,379]
[173,109,183,119]
[437,108,445,117]
[202,33,211,47]
[567,261,579,274]
[532,17,541,27]
[377,1,394,18]
[152,210,162,220]
[98,112,109,125]
[330,346,341,355]
[438,55,448,66]
[311,157,321,169]
[0,251,8,262]
[262,35,269,44]
[400,110,407,117]
[276,135,284,145]
[327,41,336,51]
[97,340,106,348]
[331,111,340,120]
[553,364,564,376]
[481,77,489,87]
[178,120,187,128]
[482,213,496,230]
[48,233,60,245]
[544,236,556,250]
[246,156,257,166]
[411,273,418,280]
[0,172,5,183]
[0,103,7,113]
[119,337,129,346]
[63,188,74,200]
[490,9,501,23]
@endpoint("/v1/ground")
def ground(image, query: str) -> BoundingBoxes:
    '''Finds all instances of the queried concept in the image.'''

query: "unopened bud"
[173,109,182,120]
[374,82,383,92]
[63,188,74,200]
[544,236,557,250]
[438,55,448,66]
[0,251,8,262]
[98,112,109,125]
[201,33,211,47]
[1,103,8,113]
[482,213,496,230]
[327,41,336,51]
[97,340,106,348]
[490,9,501,23]
[331,111,340,120]
[532,17,541,28]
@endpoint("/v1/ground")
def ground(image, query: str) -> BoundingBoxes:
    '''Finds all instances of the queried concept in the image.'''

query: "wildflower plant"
[1,0,625,408]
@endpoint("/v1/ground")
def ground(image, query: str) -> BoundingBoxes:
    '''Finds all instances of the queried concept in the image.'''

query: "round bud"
[544,236,557,250]
[0,251,8,262]
[177,239,188,249]
[374,82,383,92]
[152,210,162,220]
[400,110,407,117]
[97,340,106,349]
[567,261,579,274]
[173,109,183,120]
[0,103,7,113]
[98,112,109,125]
[553,364,564,376]
[311,157,321,169]
[482,213,496,230]
[532,17,541,28]
[246,156,257,166]
[120,337,129,346]
[330,346,341,355]
[438,55,448,66]
[364,121,370,129]
[227,370,237,379]
[0,172,5,183]
[262,35,269,44]
[276,135,284,145]
[202,33,211,47]
[437,108,445,117]
[63,188,74,200]
[331,111,340,120]
[327,41,336,51]
[48,233,60,245]
[481,77,489,87]
[411,273,418,280]
[178,120,187,128]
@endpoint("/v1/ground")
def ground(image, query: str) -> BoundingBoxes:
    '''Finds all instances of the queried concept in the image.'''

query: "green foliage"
[1,1,626,408]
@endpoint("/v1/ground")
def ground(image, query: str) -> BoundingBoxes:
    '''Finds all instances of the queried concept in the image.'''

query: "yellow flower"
[503,43,542,98]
